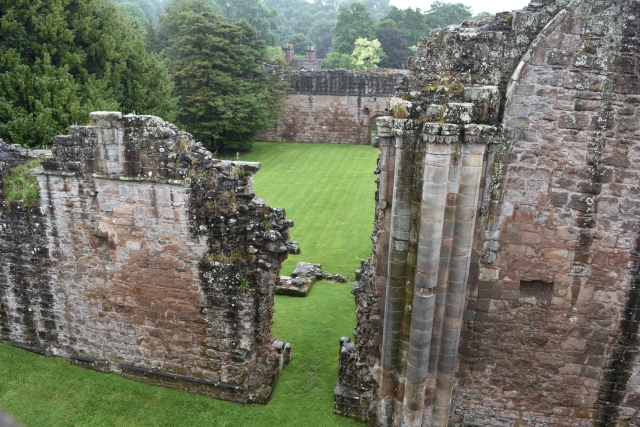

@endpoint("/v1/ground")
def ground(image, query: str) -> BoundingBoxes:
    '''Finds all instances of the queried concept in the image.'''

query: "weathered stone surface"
[277,276,314,297]
[0,410,22,427]
[291,262,323,278]
[259,70,406,145]
[337,0,640,425]
[0,114,298,404]
[276,262,351,297]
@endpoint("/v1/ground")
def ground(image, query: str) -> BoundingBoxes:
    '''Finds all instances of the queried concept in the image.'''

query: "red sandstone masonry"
[259,70,406,144]
[0,113,297,403]
[336,0,640,425]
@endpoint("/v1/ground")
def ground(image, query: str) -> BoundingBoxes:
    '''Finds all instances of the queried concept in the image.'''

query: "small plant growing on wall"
[239,276,250,291]
[3,159,41,206]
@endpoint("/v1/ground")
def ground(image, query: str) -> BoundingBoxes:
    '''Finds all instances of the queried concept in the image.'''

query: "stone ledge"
[120,364,246,391]
[30,167,193,186]
[70,355,111,373]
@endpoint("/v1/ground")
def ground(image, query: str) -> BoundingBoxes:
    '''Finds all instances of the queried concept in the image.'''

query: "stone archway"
[366,112,386,145]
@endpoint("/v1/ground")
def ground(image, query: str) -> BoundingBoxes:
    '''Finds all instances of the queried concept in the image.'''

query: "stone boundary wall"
[259,70,406,145]
[0,113,298,403]
[336,0,640,426]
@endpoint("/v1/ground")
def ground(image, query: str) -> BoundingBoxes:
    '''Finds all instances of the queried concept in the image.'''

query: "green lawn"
[0,142,379,426]
[239,142,378,277]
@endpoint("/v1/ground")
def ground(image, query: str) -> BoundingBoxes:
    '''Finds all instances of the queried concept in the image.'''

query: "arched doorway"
[366,112,386,145]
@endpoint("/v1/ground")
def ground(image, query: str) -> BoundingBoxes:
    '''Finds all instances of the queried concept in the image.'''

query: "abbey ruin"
[0,113,297,403]
[1,0,640,425]
[260,69,405,145]
[335,0,640,425]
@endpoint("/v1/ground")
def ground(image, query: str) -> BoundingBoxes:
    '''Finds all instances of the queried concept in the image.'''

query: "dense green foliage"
[376,21,411,69]
[116,1,151,28]
[0,0,176,148]
[0,141,379,426]
[381,2,473,46]
[323,52,356,70]
[157,0,287,153]
[111,0,170,21]
[332,3,376,54]
[214,0,279,46]
[2,159,42,206]
[351,38,384,69]
[424,1,474,30]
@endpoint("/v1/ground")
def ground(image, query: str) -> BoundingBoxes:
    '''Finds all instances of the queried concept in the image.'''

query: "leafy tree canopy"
[214,0,280,46]
[360,0,390,20]
[116,2,150,29]
[381,6,427,46]
[351,38,384,69]
[158,0,287,153]
[376,24,410,69]
[285,33,314,58]
[332,3,375,54]
[323,52,356,70]
[111,0,168,22]
[424,1,472,30]
[316,33,334,59]
[381,2,475,47]
[0,0,175,148]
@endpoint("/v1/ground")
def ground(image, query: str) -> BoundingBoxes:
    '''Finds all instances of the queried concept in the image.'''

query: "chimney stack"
[306,46,316,60]
[283,44,294,63]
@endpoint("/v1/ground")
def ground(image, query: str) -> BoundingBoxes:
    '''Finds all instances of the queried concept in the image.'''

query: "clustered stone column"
[376,116,496,427]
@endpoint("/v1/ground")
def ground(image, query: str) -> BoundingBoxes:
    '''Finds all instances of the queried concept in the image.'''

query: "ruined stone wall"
[0,113,298,403]
[337,0,640,425]
[259,70,406,144]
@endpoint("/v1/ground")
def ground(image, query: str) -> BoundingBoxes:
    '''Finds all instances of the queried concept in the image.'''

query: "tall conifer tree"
[0,0,175,147]
[158,0,287,152]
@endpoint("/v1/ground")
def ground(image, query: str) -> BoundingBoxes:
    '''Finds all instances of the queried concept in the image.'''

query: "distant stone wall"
[0,112,298,403]
[336,0,640,425]
[259,70,406,145]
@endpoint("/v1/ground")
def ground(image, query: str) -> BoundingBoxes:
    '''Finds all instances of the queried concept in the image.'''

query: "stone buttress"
[336,0,640,425]
[0,112,298,403]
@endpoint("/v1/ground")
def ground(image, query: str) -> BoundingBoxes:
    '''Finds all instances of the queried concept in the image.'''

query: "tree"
[116,2,150,30]
[0,0,175,148]
[316,34,334,59]
[158,0,287,152]
[424,1,472,30]
[285,33,314,57]
[351,38,384,69]
[111,0,164,22]
[323,52,356,70]
[307,17,335,46]
[312,0,347,9]
[332,3,376,54]
[361,0,390,20]
[382,6,428,46]
[376,23,410,69]
[215,0,280,46]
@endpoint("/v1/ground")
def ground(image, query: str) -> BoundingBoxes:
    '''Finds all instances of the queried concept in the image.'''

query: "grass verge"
[0,284,360,426]
[3,159,41,205]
